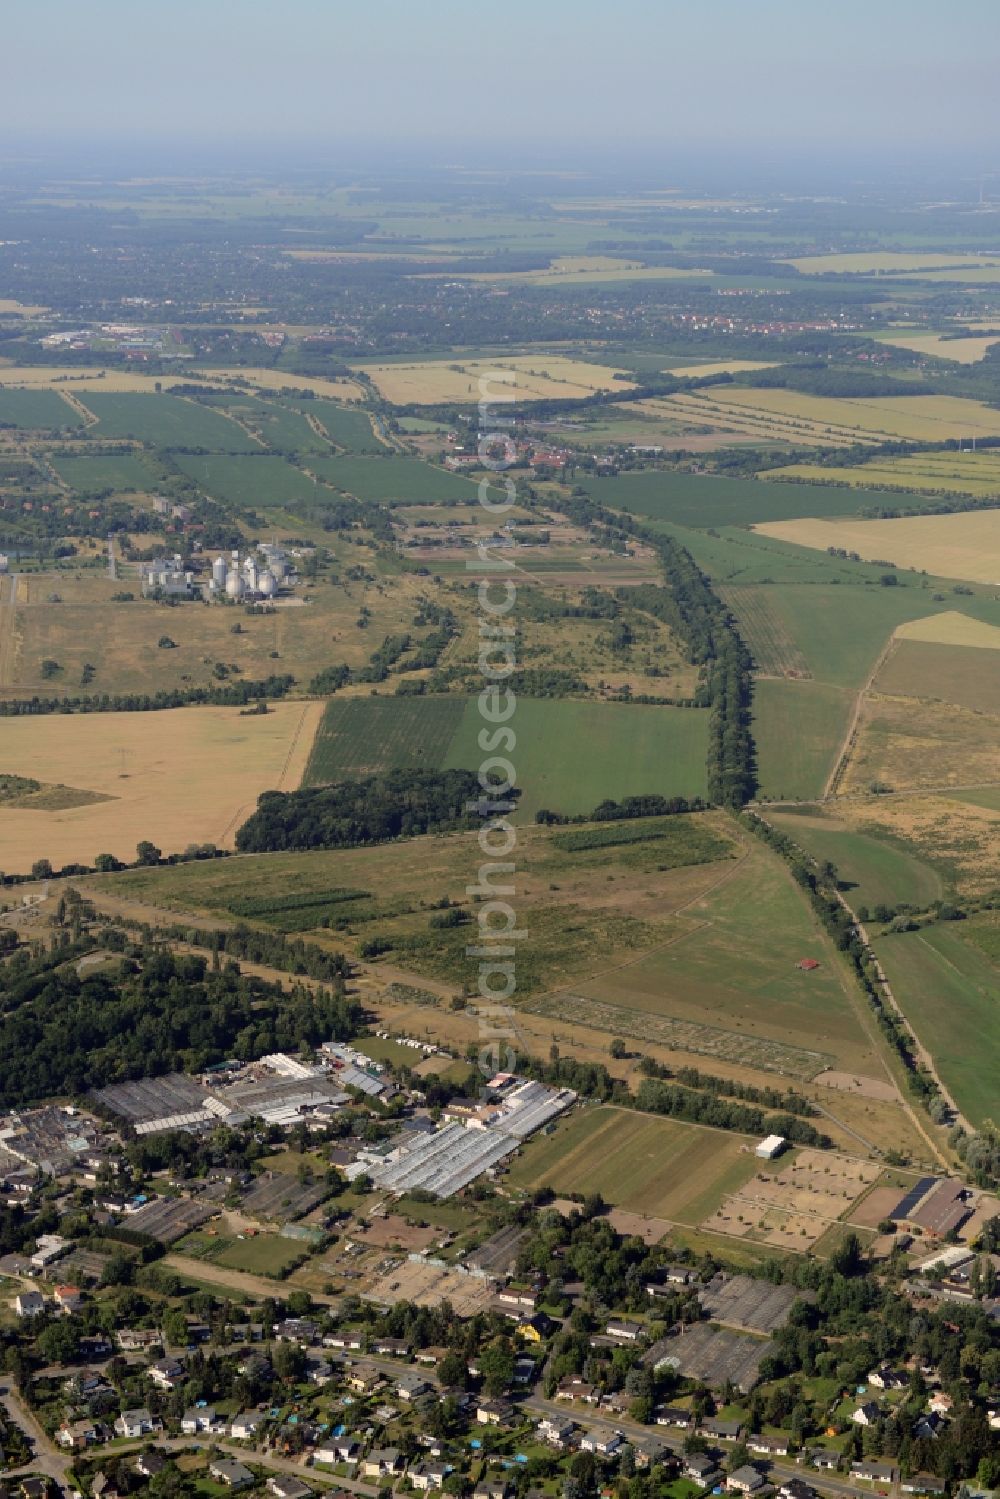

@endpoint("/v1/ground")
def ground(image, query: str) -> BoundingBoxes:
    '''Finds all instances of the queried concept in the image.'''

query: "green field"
[174,452,328,506]
[0,388,83,429]
[506,1104,758,1222]
[305,401,388,453]
[443,697,708,819]
[752,679,851,800]
[768,809,945,910]
[51,452,166,493]
[214,396,330,456]
[873,924,999,1126]
[303,696,466,783]
[561,838,881,1076]
[78,392,259,449]
[310,454,491,505]
[571,471,937,529]
[875,639,1000,716]
[304,694,707,820]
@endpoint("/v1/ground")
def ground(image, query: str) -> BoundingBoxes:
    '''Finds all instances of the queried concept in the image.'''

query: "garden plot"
[701,1148,879,1252]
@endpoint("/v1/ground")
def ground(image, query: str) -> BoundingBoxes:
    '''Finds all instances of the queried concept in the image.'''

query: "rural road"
[526,1393,897,1499]
[0,1381,73,1488]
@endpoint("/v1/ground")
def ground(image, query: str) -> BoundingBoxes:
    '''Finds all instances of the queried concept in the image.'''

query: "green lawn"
[443,697,708,819]
[873,923,999,1126]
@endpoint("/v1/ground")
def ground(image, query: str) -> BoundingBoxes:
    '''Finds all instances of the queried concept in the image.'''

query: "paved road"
[0,1381,73,1489]
[526,1393,896,1499]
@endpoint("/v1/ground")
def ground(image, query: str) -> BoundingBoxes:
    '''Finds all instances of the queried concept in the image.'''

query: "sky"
[3,0,999,169]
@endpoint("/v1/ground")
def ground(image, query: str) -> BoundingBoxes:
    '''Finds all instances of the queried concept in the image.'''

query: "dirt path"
[164,1252,340,1305]
[823,634,898,799]
[59,388,99,426]
[0,571,18,687]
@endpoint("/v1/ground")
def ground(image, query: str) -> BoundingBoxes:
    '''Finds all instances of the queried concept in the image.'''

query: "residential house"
[134,1453,168,1479]
[869,1366,907,1391]
[809,1451,839,1472]
[779,1482,818,1499]
[748,1434,789,1457]
[580,1428,624,1457]
[557,1375,598,1403]
[928,1392,954,1416]
[274,1317,317,1345]
[14,1291,45,1318]
[266,1480,315,1499]
[346,1364,383,1395]
[902,1479,947,1495]
[852,1401,883,1426]
[115,1409,158,1439]
[53,1284,82,1313]
[20,1481,52,1499]
[538,1416,576,1448]
[324,1330,364,1351]
[913,1412,946,1440]
[181,1407,222,1435]
[410,1461,449,1491]
[371,1336,410,1357]
[116,1328,161,1352]
[209,1459,255,1490]
[633,1435,671,1470]
[851,1461,898,1484]
[397,1370,433,1402]
[229,1411,262,1440]
[517,1312,554,1343]
[315,1436,360,1465]
[705,1417,744,1441]
[363,1449,403,1479]
[606,1319,643,1342]
[513,1355,536,1384]
[727,1466,766,1495]
[147,1357,184,1391]
[306,1358,335,1386]
[685,1453,722,1483]
[56,1419,103,1451]
[477,1398,513,1426]
[988,1405,1000,1431]
[474,1482,511,1499]
[656,1406,694,1430]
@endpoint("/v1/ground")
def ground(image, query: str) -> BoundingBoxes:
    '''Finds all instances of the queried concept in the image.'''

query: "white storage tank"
[212,555,227,587]
[225,568,245,599]
[258,568,276,597]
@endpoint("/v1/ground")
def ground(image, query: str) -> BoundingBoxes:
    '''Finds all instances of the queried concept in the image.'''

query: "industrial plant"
[140,542,295,601]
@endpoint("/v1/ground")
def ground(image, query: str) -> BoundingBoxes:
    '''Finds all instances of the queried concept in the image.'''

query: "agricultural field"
[772,449,1000,499]
[304,400,388,453]
[875,638,1000,715]
[841,694,1000,795]
[77,392,260,449]
[505,1104,759,1223]
[754,509,1000,585]
[871,331,1000,363]
[571,471,885,529]
[532,836,884,1079]
[443,697,709,819]
[751,679,852,800]
[188,367,367,401]
[0,699,322,871]
[0,388,83,429]
[354,354,633,405]
[783,251,1000,275]
[718,586,811,678]
[310,453,500,505]
[690,387,1000,444]
[173,451,327,506]
[303,696,466,782]
[50,451,167,494]
[703,1147,880,1251]
[873,923,1000,1127]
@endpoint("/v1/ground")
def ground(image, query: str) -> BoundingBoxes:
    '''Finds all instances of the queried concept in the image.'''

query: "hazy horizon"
[3,0,999,175]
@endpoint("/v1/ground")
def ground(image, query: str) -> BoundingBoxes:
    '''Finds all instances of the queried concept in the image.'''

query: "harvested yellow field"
[872,331,1000,363]
[841,696,1000,795]
[455,259,714,287]
[0,300,49,316]
[355,355,634,405]
[0,363,366,403]
[842,796,1000,899]
[895,610,1000,649]
[662,360,778,378]
[700,387,1000,442]
[754,510,1000,585]
[650,390,880,448]
[771,449,1000,498]
[0,700,322,872]
[784,252,1000,275]
[195,367,367,401]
